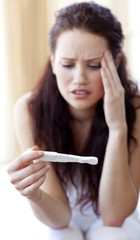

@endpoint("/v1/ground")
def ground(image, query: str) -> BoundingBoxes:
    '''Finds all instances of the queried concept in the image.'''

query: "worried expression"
[51,29,109,111]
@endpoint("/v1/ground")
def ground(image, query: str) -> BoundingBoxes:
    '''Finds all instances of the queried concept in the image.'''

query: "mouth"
[71,89,90,98]
[73,91,88,95]
[71,89,90,95]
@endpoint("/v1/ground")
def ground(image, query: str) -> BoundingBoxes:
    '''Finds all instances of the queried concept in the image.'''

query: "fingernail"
[101,58,105,66]
[46,165,50,171]
[38,151,44,156]
[107,51,111,57]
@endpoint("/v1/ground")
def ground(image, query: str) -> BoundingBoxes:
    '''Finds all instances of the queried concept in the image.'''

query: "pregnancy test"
[37,151,98,165]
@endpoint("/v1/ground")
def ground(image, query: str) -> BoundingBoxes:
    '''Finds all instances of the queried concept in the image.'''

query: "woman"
[7,2,140,239]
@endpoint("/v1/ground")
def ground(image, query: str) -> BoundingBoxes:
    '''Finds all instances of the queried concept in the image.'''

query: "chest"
[71,121,92,152]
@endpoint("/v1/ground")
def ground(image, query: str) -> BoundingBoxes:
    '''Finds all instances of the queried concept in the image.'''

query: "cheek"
[56,65,73,82]
[55,70,70,92]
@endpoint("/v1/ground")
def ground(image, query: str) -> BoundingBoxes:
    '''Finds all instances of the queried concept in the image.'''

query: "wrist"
[109,123,127,135]
[27,188,43,202]
[108,124,128,141]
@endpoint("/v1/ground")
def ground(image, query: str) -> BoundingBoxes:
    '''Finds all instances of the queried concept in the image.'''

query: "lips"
[70,89,91,99]
[71,89,90,95]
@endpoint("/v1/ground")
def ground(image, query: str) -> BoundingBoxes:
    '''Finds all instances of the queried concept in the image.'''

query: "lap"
[86,226,130,240]
[86,212,140,240]
[46,226,84,240]
[45,211,140,240]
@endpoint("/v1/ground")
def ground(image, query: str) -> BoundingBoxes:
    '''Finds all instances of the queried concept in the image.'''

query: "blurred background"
[0,0,140,165]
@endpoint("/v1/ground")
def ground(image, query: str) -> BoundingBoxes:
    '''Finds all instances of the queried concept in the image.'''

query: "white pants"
[46,212,140,240]
[47,227,130,240]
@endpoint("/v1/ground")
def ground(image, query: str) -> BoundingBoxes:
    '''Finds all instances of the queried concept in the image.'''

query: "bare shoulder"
[14,92,32,116]
[14,92,34,152]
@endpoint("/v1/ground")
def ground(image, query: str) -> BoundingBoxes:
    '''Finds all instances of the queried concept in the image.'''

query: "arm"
[99,51,140,226]
[7,93,71,229]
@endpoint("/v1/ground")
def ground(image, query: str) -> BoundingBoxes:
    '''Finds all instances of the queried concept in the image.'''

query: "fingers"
[7,147,49,198]
[100,63,112,95]
[7,147,50,198]
[20,176,46,197]
[14,164,49,196]
[7,149,44,173]
[31,146,40,151]
[9,160,47,184]
[100,51,123,96]
[100,51,126,129]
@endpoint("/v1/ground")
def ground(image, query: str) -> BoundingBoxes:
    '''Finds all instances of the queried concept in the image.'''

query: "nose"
[73,66,87,85]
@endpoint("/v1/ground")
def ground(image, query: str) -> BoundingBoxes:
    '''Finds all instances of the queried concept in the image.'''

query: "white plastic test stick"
[37,151,98,165]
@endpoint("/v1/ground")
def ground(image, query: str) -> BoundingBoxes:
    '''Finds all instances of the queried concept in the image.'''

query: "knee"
[87,226,129,240]
[47,226,84,240]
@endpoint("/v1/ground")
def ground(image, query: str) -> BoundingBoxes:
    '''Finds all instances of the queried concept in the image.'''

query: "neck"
[68,105,96,153]
[69,105,96,124]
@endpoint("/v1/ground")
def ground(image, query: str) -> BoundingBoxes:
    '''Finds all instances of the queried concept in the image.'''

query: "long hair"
[28,2,139,214]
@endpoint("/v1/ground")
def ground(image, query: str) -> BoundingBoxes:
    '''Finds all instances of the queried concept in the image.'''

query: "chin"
[69,103,96,111]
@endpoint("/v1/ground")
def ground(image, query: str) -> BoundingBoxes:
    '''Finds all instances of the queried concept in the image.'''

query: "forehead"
[55,29,109,58]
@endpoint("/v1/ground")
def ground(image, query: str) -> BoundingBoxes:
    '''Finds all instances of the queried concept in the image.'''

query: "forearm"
[28,189,72,229]
[99,126,138,226]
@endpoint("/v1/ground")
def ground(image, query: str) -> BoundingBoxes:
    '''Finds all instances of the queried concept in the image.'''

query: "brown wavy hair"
[28,2,139,214]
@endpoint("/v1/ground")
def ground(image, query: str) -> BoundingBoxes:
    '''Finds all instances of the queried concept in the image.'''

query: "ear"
[50,52,56,74]
[114,52,122,69]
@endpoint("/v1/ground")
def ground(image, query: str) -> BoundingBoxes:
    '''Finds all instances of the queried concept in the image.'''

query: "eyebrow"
[60,57,102,61]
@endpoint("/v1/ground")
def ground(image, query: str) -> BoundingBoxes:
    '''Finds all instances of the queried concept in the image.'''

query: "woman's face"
[51,29,109,112]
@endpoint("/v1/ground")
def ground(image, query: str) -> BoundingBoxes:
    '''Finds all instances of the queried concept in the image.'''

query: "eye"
[88,64,101,70]
[62,64,73,68]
